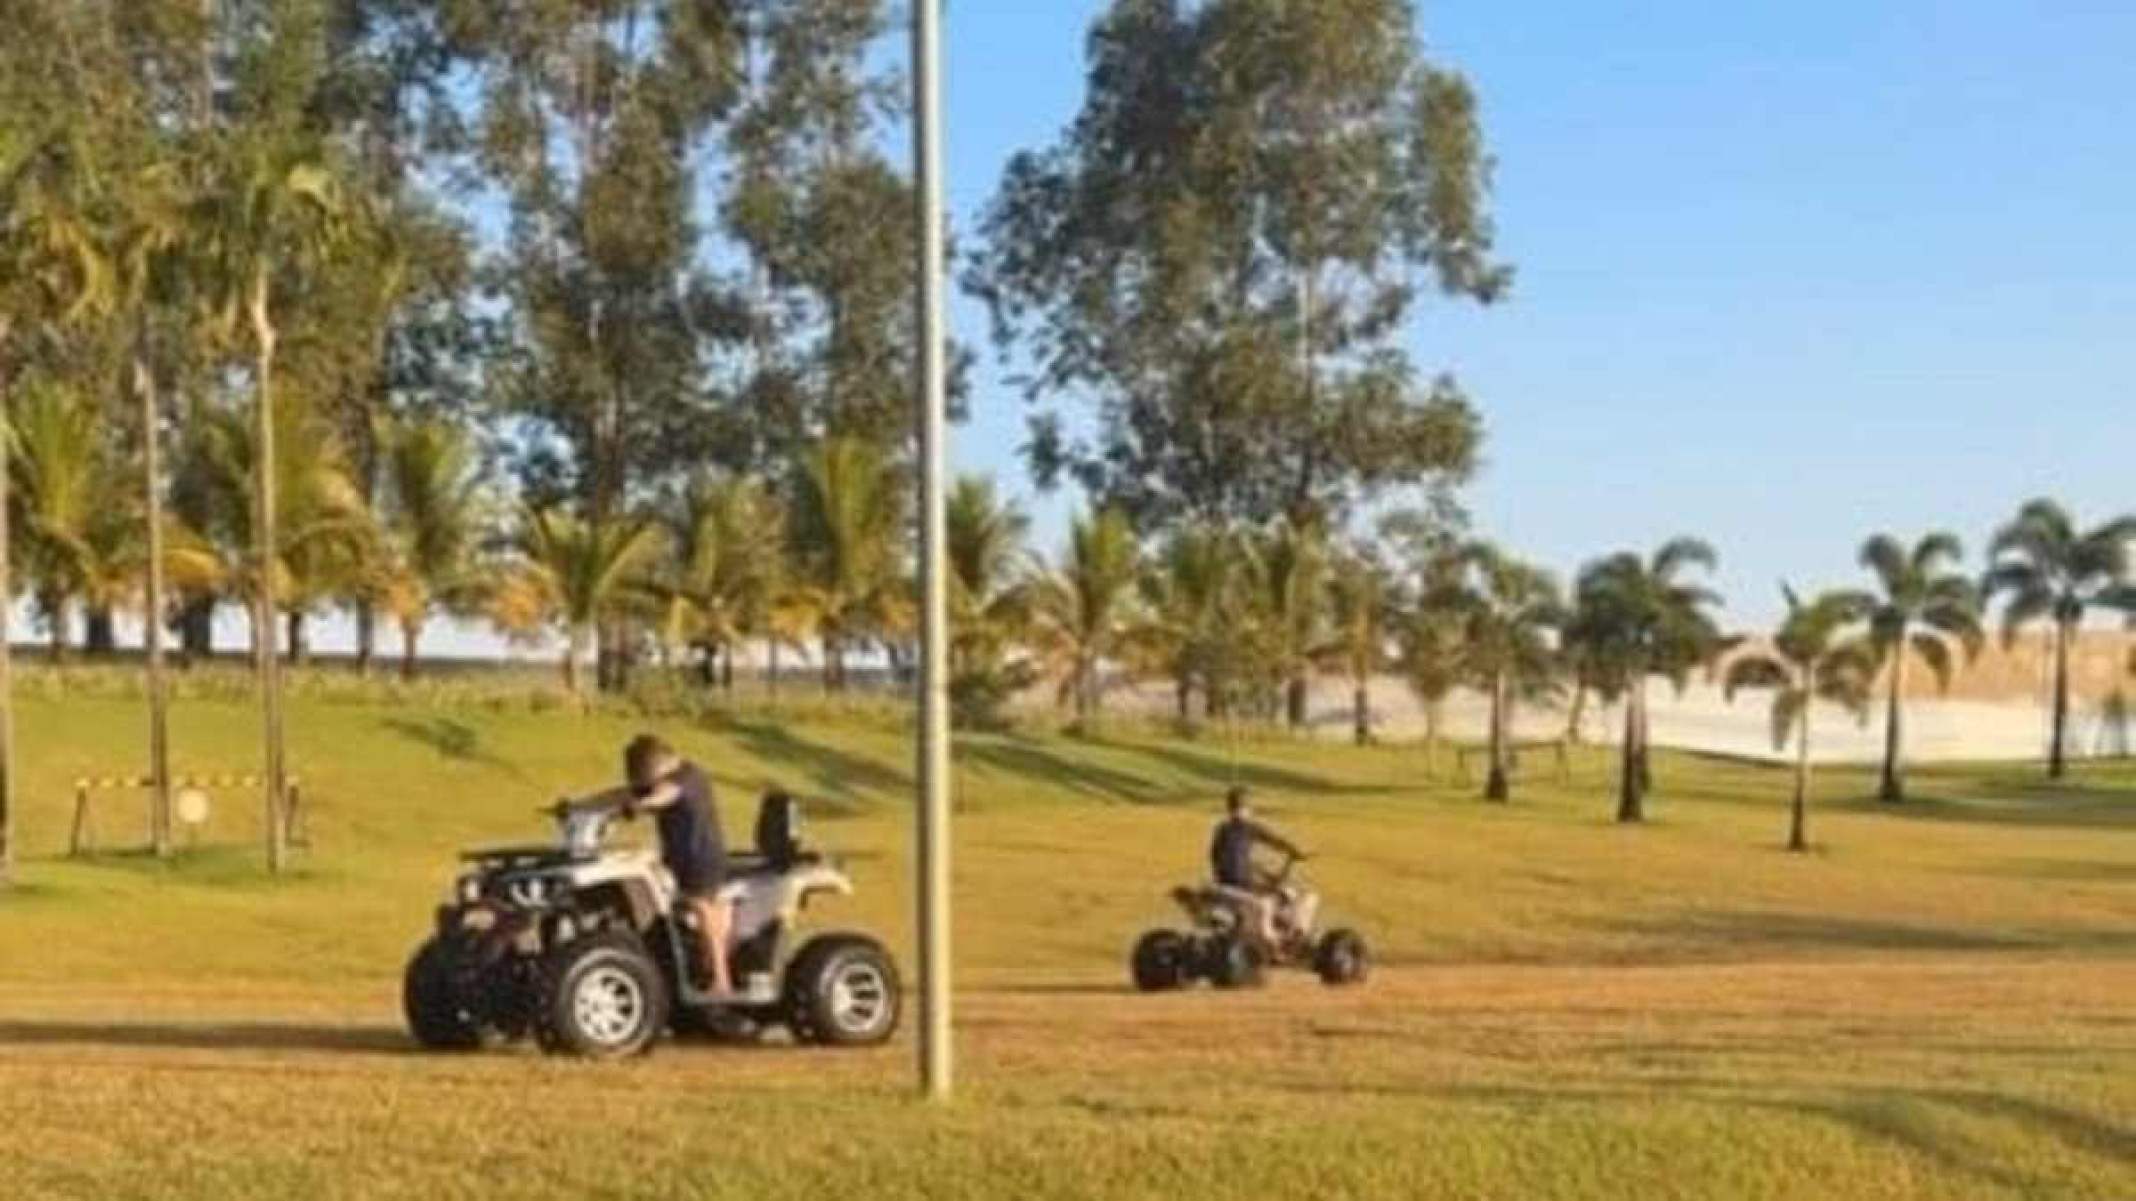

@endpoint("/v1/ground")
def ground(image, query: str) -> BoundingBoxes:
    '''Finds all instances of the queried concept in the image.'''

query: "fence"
[68,773,307,856]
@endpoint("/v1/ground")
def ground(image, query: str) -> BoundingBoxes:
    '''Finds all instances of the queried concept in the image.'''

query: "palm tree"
[0,121,114,882]
[1451,543,1563,802]
[1859,532,1983,802]
[1254,519,1328,730]
[1034,508,1142,727]
[1321,546,1396,746]
[1982,499,2136,778]
[376,417,491,679]
[190,125,348,871]
[789,437,904,691]
[945,475,1036,726]
[7,377,131,662]
[1722,587,1878,851]
[1574,538,1725,823]
[659,473,783,689]
[1140,522,1242,728]
[516,506,666,694]
[1397,590,1466,779]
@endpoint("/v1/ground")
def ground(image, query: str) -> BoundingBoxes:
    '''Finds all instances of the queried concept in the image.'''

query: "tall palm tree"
[1254,519,1329,730]
[191,126,348,871]
[1034,508,1142,726]
[1574,538,1725,823]
[1321,547,1396,746]
[1982,499,2136,778]
[790,436,903,691]
[376,417,490,680]
[516,506,665,695]
[0,121,114,882]
[1722,587,1877,851]
[945,476,1036,724]
[1139,522,1242,727]
[1397,589,1466,779]
[1859,532,1983,802]
[659,473,783,688]
[1451,543,1563,802]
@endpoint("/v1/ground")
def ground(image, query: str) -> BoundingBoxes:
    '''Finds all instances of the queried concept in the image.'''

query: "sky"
[945,0,2136,627]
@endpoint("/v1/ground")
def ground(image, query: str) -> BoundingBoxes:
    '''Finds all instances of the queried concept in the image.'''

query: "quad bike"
[403,790,900,1058]
[1130,850,1368,991]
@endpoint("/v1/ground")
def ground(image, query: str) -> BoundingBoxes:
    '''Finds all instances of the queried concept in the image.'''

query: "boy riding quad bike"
[1129,788,1369,991]
[402,782,900,1059]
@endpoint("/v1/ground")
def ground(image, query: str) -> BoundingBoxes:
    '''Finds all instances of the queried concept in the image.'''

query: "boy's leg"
[692,896,734,993]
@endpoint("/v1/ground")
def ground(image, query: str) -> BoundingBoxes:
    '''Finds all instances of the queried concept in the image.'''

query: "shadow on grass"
[378,716,530,783]
[956,736,1175,805]
[0,1019,410,1055]
[1598,908,2136,954]
[720,719,904,812]
[1834,786,2136,831]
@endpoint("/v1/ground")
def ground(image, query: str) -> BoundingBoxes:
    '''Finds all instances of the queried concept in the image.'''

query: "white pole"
[912,0,953,1100]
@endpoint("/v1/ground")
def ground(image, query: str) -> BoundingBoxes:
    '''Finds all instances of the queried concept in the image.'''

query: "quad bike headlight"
[454,875,482,905]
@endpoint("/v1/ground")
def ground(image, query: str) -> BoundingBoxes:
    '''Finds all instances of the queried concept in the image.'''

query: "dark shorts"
[670,854,727,900]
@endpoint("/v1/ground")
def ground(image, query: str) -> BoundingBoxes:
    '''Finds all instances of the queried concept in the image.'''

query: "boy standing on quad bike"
[601,734,735,995]
[1209,786,1312,951]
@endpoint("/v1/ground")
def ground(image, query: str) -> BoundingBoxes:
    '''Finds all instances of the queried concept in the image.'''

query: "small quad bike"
[404,791,900,1058]
[1130,851,1369,991]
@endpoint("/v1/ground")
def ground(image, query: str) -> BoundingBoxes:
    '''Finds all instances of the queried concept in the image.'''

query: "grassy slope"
[0,692,2132,1200]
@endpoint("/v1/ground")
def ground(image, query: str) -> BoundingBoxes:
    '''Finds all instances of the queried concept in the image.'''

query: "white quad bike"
[404,791,900,1058]
[1131,850,1369,991]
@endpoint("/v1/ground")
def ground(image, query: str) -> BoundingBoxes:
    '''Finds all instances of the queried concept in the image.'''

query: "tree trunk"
[84,609,117,655]
[44,596,69,664]
[767,638,780,696]
[0,349,15,887]
[137,348,172,858]
[1484,668,1510,802]
[1286,674,1308,730]
[1636,696,1654,794]
[2049,618,2072,779]
[1789,691,1810,853]
[178,596,214,661]
[353,600,376,676]
[563,625,586,694]
[1422,699,1442,780]
[400,620,421,681]
[286,610,308,667]
[251,277,288,874]
[822,634,838,693]
[1352,680,1370,747]
[1616,679,1646,823]
[1564,680,1588,746]
[1879,637,1908,802]
[720,646,734,692]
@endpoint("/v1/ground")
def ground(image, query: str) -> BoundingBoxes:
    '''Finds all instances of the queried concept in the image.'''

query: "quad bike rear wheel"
[1313,928,1370,987]
[536,932,669,1059]
[1131,929,1192,991]
[404,936,498,1050]
[785,933,902,1046]
[1205,936,1265,990]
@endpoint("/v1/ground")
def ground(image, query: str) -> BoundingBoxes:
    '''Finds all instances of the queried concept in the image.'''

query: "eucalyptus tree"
[1574,538,1726,823]
[1722,588,1878,852]
[972,0,1502,530]
[789,435,905,690]
[376,415,490,679]
[1448,543,1562,802]
[1035,508,1144,727]
[1982,499,2136,778]
[1858,532,1983,802]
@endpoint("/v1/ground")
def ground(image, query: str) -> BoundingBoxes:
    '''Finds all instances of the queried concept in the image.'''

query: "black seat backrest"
[754,790,803,869]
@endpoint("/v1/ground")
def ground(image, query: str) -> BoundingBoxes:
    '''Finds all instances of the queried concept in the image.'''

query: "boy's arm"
[1250,821,1304,859]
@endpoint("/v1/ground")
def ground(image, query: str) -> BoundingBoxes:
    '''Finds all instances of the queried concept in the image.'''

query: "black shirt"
[1210,816,1279,888]
[650,762,725,894]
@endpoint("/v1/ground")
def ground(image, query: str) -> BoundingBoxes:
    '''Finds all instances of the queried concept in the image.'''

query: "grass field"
[0,689,2131,1199]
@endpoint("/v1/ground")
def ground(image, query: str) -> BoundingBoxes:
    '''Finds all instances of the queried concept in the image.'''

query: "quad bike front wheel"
[1314,928,1370,987]
[1205,936,1266,990]
[537,932,669,1059]
[404,936,497,1050]
[1130,930,1192,991]
[786,933,902,1047]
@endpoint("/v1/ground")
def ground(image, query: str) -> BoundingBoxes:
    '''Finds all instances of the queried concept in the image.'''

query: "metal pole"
[912,0,953,1100]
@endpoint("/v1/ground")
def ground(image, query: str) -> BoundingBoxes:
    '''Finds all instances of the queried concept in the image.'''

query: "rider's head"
[623,734,677,795]
[1225,785,1249,818]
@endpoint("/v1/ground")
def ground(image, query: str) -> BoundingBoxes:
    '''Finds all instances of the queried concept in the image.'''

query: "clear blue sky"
[946,0,2136,625]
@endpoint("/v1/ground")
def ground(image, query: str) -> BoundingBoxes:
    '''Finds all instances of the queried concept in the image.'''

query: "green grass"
[1,691,2132,1199]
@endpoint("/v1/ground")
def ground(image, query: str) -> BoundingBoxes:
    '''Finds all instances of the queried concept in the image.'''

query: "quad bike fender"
[575,878,664,933]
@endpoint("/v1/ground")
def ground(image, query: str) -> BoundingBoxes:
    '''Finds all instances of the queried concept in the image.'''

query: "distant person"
[611,734,733,994]
[1208,786,1306,948]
